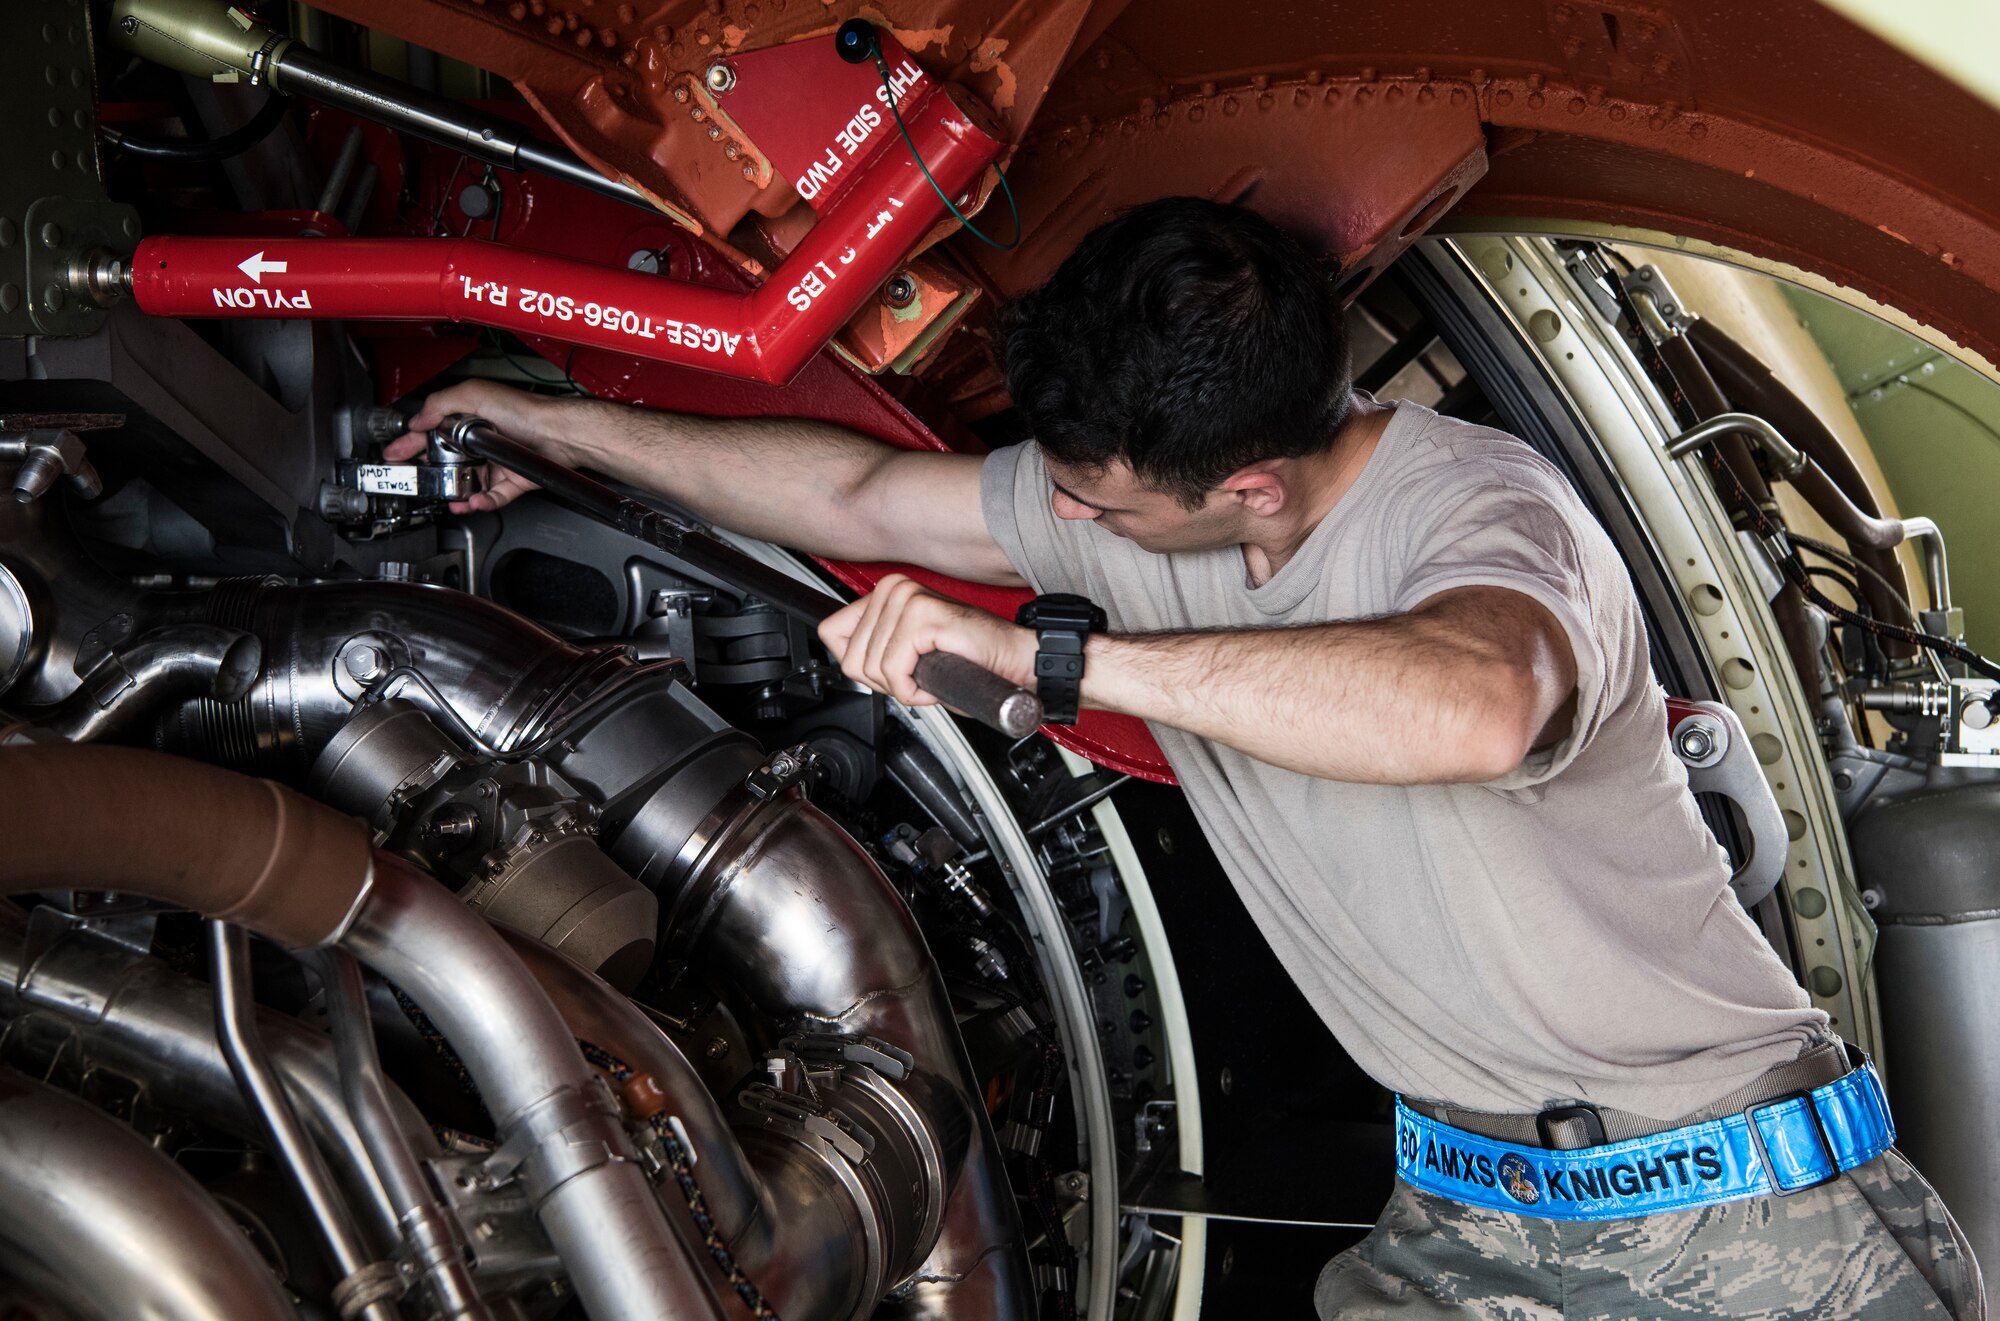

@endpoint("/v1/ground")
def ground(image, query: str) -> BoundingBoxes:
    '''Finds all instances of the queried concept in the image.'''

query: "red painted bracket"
[129,33,1001,388]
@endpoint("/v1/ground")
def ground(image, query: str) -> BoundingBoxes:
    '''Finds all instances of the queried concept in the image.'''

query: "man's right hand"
[382,380,583,515]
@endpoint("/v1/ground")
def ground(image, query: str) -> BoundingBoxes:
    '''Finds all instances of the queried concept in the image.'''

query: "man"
[394,198,1982,1318]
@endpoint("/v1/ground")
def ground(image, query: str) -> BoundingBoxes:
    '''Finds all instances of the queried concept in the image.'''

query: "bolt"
[883,272,917,307]
[672,84,690,102]
[1674,724,1713,762]
[705,62,736,94]
[1832,771,1853,791]
[40,222,63,248]
[628,248,662,274]
[706,1036,729,1059]
[343,643,386,684]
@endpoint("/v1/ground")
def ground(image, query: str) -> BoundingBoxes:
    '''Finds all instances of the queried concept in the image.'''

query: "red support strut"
[130,66,1001,387]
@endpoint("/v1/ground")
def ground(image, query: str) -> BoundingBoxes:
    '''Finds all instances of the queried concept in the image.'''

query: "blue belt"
[1394,1061,1895,1221]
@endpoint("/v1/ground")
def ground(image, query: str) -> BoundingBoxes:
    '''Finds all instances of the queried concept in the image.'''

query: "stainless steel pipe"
[0,745,727,1321]
[0,1064,303,1321]
[31,623,262,742]
[212,921,403,1321]
[0,903,414,1251]
[341,854,730,1321]
[666,794,1032,1318]
[319,950,493,1321]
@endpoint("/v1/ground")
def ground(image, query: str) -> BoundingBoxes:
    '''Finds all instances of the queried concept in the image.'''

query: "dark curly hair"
[1000,197,1352,507]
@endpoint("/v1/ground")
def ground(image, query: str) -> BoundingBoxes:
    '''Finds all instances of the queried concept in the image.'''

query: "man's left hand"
[818,574,1038,709]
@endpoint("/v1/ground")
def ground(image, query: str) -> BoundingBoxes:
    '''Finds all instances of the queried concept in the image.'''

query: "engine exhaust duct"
[0,743,726,1321]
[0,1065,304,1321]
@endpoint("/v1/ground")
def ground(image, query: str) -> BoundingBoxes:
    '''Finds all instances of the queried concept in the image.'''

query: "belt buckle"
[1536,1103,1606,1151]
[1745,1090,1841,1195]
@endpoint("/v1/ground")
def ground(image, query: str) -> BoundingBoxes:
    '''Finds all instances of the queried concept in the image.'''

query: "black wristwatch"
[1014,593,1106,726]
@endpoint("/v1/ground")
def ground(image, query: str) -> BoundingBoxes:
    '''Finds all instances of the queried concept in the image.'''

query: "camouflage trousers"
[1316,1151,1985,1319]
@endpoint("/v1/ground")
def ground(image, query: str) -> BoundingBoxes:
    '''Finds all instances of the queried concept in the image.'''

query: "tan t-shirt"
[982,399,1826,1117]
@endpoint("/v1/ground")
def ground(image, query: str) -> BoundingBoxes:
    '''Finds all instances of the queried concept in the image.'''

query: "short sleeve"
[981,441,1094,596]
[1392,465,1617,791]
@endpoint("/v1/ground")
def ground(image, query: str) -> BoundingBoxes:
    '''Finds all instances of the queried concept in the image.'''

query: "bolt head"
[343,643,385,683]
[1674,725,1713,761]
[40,223,63,248]
[704,63,736,93]
[883,272,917,307]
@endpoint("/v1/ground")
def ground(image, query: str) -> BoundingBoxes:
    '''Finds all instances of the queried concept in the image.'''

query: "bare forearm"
[536,399,894,554]
[1081,595,1565,783]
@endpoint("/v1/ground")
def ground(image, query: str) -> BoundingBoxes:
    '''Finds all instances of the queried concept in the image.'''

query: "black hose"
[103,91,291,164]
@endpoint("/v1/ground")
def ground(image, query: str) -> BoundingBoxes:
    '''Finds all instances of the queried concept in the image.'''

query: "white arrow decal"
[238,251,288,283]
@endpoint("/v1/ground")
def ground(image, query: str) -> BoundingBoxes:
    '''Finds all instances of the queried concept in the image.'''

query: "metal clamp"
[746,742,820,801]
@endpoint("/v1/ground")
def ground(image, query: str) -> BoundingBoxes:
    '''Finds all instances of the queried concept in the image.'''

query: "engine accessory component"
[439,415,1042,736]
[1,427,102,502]
[1664,696,1788,906]
[1853,782,2000,1305]
[1862,679,2000,769]
[211,920,402,1321]
[318,950,492,1320]
[310,699,660,988]
[0,743,727,1321]
[28,622,262,743]
[0,1064,303,1321]
[110,0,650,212]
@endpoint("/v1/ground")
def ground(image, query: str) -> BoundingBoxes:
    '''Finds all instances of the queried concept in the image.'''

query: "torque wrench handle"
[437,415,1044,738]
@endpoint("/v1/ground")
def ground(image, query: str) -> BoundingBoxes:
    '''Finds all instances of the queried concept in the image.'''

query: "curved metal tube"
[1664,411,1809,477]
[0,904,415,1252]
[211,920,400,1321]
[0,1064,302,1321]
[666,794,1033,1318]
[317,950,492,1321]
[31,623,262,742]
[1899,516,1953,614]
[341,855,729,1321]
[506,927,888,1321]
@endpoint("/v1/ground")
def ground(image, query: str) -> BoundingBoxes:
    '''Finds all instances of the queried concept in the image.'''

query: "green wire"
[873,49,1020,251]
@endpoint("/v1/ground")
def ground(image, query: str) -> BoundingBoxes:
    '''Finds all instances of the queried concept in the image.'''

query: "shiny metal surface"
[211,921,400,1321]
[31,624,262,742]
[341,854,727,1321]
[1663,410,1809,477]
[1900,516,1954,614]
[318,950,492,1320]
[0,486,145,707]
[666,793,1033,1317]
[0,1064,303,1321]
[507,926,908,1321]
[0,905,413,1251]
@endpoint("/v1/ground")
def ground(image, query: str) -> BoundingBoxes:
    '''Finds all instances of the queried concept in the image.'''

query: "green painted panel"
[1783,285,2000,656]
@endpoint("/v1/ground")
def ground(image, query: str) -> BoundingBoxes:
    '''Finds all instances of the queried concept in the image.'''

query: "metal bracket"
[1620,264,1698,346]
[0,0,141,339]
